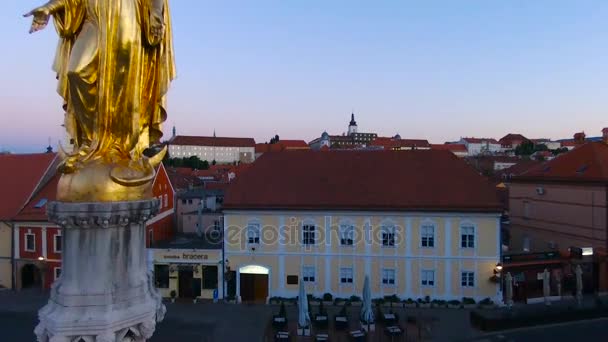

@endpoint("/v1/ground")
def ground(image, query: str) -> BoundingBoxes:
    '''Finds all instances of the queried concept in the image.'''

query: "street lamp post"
[37,256,46,292]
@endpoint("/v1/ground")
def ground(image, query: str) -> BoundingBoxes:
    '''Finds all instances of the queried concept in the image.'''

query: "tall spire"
[350,112,357,126]
[172,124,176,138]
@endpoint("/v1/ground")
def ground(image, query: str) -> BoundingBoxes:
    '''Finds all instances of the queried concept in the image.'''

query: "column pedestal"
[35,200,165,342]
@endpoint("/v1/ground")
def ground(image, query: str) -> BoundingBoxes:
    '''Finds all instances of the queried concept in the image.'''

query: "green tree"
[515,141,535,156]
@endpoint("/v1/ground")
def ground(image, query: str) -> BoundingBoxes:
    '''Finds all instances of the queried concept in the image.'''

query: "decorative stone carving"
[36,200,163,342]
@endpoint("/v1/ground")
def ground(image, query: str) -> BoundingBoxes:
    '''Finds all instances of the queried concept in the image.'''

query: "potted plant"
[403,298,416,308]
[322,293,333,306]
[432,299,446,308]
[448,299,461,309]
[462,297,476,309]
[418,296,431,308]
[384,295,400,308]
[350,295,362,306]
[479,297,495,309]
[334,297,346,306]
[170,290,176,303]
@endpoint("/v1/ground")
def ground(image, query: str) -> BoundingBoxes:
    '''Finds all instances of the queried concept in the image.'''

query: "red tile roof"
[166,168,205,190]
[462,137,500,144]
[0,153,57,220]
[431,144,467,152]
[499,134,529,146]
[170,135,255,147]
[370,137,431,149]
[256,140,310,153]
[224,150,502,212]
[515,142,608,182]
[13,174,59,222]
[278,140,310,149]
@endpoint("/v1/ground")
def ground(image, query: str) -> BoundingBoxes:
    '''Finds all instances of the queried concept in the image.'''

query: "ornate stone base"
[36,200,165,342]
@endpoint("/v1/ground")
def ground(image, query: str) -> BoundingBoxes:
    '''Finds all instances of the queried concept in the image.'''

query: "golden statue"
[25,0,176,202]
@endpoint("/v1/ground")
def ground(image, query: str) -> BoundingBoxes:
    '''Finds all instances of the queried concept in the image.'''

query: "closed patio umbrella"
[543,269,551,306]
[575,265,583,306]
[505,272,514,308]
[298,281,310,332]
[361,275,374,327]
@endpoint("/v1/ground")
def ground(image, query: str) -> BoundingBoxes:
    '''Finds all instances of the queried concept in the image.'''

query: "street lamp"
[38,256,47,292]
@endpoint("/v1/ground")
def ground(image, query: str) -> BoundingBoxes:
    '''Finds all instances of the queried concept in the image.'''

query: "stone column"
[35,200,165,342]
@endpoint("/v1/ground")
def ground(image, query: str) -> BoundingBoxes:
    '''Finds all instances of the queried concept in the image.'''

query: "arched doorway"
[238,265,269,303]
[21,264,41,289]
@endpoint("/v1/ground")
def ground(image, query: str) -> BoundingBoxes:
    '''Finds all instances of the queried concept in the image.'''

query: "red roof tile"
[13,174,59,222]
[499,134,529,146]
[224,150,502,212]
[170,135,255,147]
[370,137,431,149]
[256,140,310,153]
[462,137,500,144]
[0,153,57,220]
[431,144,467,152]
[166,168,205,190]
[516,142,608,182]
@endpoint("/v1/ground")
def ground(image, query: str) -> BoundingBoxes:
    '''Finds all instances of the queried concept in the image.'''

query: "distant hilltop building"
[168,134,255,164]
[309,113,378,150]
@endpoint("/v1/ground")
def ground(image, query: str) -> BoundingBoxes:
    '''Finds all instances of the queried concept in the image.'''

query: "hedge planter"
[418,303,431,308]
[462,304,476,309]
[404,303,417,309]
[323,301,333,307]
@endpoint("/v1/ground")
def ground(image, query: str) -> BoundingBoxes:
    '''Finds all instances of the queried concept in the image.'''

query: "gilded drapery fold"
[50,0,175,167]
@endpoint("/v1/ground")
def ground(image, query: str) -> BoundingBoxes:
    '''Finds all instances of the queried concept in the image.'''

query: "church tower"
[348,113,358,135]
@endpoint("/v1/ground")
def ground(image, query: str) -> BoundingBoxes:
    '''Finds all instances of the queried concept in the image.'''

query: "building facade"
[0,152,58,289]
[148,244,222,300]
[509,142,608,294]
[223,150,503,303]
[460,137,502,156]
[168,135,255,164]
[308,113,378,150]
[12,164,176,290]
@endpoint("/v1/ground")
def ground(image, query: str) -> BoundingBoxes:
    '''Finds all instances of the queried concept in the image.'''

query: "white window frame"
[461,271,475,287]
[460,225,475,249]
[421,269,435,287]
[382,268,396,286]
[339,224,354,246]
[421,224,435,248]
[163,194,168,208]
[53,233,62,253]
[246,222,261,245]
[25,233,35,252]
[302,266,316,283]
[381,225,396,247]
[339,267,353,284]
[302,224,316,246]
[54,267,61,280]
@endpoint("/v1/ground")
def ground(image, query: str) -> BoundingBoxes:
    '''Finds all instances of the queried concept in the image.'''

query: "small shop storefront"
[502,249,604,304]
[149,248,222,300]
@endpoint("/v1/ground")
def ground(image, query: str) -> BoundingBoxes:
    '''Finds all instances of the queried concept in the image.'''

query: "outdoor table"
[275,331,289,341]
[349,330,365,341]
[315,333,329,341]
[335,316,348,330]
[383,313,397,324]
[384,325,403,336]
[272,316,287,329]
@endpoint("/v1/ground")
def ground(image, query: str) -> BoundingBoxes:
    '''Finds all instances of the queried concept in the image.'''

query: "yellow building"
[223,150,503,303]
[148,236,223,300]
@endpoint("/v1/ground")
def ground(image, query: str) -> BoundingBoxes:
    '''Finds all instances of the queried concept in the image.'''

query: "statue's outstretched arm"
[23,0,65,34]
